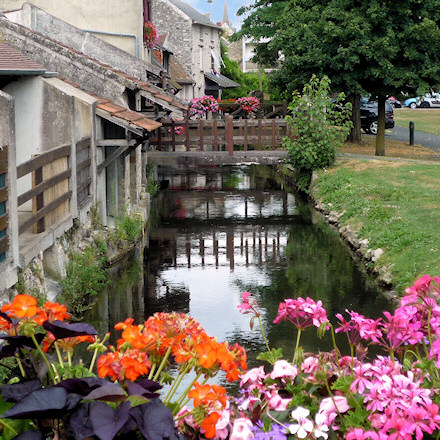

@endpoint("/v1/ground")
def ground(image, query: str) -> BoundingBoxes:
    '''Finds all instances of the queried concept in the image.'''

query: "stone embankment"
[279,165,397,301]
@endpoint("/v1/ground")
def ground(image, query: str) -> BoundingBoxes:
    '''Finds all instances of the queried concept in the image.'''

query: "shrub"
[283,75,352,190]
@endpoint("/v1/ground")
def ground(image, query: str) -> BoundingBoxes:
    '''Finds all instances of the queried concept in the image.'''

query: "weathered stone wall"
[4,3,162,79]
[2,0,148,61]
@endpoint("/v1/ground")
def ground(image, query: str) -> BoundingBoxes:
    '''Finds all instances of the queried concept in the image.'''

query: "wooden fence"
[17,144,72,235]
[0,145,8,261]
[149,116,290,155]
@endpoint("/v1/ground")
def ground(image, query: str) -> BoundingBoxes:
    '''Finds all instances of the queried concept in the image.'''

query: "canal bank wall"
[278,164,396,301]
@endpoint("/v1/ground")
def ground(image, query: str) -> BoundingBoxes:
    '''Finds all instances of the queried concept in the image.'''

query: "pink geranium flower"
[230,417,254,440]
[270,359,298,379]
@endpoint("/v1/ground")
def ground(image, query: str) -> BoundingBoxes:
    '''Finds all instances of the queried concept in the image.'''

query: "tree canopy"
[237,0,440,153]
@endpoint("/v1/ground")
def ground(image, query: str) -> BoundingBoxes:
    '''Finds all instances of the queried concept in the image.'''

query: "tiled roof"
[169,0,222,29]
[170,57,194,85]
[0,42,46,74]
[63,79,162,133]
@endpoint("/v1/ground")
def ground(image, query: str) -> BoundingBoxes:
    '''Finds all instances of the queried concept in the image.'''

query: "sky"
[186,0,251,30]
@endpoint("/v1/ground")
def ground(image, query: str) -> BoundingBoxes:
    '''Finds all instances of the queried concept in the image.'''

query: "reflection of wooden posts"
[265,231,268,253]
[245,197,248,219]
[240,232,244,255]
[174,240,177,268]
[227,231,234,270]
[253,232,256,248]
[213,236,219,268]
[273,238,276,266]
[277,232,281,254]
[186,241,191,268]
[199,237,205,267]
[245,240,249,267]
[283,191,288,216]
[258,237,263,266]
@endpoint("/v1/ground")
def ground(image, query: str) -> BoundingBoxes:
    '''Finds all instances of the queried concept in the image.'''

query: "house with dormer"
[154,0,239,99]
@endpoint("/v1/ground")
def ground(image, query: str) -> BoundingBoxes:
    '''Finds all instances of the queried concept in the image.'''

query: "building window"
[199,25,204,41]
[143,0,152,23]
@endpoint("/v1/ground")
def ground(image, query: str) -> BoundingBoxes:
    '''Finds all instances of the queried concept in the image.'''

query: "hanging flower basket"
[237,96,261,114]
[144,21,158,48]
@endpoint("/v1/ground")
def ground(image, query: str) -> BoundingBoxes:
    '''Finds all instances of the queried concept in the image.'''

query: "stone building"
[154,0,239,99]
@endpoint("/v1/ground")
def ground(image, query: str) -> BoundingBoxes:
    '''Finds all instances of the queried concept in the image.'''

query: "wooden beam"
[17,169,71,208]
[17,144,70,179]
[97,145,129,174]
[19,191,72,236]
[0,235,9,255]
[97,139,137,147]
[76,138,91,152]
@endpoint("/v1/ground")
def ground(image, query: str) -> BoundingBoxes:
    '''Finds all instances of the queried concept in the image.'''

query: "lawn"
[311,154,440,294]
[394,107,440,135]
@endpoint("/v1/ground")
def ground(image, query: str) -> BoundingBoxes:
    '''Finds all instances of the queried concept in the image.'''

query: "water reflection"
[86,165,393,374]
[144,165,393,367]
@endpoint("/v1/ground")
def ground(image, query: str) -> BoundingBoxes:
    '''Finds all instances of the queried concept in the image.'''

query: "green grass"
[312,158,440,294]
[394,108,440,135]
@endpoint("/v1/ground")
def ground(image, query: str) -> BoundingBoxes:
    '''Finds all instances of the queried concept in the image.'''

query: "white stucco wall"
[2,0,146,59]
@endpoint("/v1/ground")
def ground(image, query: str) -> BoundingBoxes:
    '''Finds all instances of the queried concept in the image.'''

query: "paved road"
[368,125,440,153]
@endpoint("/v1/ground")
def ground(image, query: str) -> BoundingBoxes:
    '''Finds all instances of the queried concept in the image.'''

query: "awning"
[205,72,240,89]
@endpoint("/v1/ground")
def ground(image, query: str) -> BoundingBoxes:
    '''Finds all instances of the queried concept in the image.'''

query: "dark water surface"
[87,165,392,371]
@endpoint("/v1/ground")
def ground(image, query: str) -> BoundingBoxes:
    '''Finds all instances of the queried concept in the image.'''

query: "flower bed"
[0,275,440,439]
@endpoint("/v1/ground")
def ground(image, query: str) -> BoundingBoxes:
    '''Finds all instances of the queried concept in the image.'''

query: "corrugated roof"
[0,42,46,75]
[169,0,222,29]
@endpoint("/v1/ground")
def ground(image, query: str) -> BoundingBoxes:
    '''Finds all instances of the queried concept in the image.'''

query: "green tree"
[241,0,440,154]
[220,41,267,99]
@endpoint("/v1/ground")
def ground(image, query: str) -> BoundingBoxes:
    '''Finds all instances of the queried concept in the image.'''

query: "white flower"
[313,412,329,439]
[288,407,314,438]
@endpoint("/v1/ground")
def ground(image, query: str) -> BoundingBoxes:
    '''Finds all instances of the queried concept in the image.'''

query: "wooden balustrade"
[16,144,72,235]
[0,145,9,261]
[149,117,289,154]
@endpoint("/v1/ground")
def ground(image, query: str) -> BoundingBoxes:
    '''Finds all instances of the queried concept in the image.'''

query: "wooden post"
[185,120,190,151]
[198,120,204,151]
[157,128,162,151]
[258,119,262,150]
[33,165,45,233]
[213,120,218,151]
[226,115,234,156]
[171,120,176,152]
[272,119,276,150]
[244,119,248,151]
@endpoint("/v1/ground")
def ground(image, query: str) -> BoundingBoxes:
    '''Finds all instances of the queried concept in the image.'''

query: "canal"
[86,164,392,375]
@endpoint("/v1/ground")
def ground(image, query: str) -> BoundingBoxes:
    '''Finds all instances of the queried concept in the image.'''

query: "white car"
[417,93,440,108]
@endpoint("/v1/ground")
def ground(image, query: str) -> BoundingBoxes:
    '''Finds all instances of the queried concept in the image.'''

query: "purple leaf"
[55,377,109,396]
[0,343,17,360]
[129,399,175,440]
[0,379,42,403]
[42,320,97,340]
[0,334,45,350]
[83,384,125,402]
[90,401,131,440]
[1,387,68,419]
[67,402,95,440]
[12,431,42,440]
[126,380,161,399]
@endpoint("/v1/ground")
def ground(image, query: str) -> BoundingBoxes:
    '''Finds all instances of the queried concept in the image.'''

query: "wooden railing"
[149,116,289,155]
[0,145,8,261]
[76,138,92,206]
[17,144,72,235]
[218,100,288,119]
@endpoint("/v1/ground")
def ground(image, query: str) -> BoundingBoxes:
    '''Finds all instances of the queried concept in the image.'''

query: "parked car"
[417,93,440,108]
[360,99,395,135]
[387,97,402,108]
[404,97,418,109]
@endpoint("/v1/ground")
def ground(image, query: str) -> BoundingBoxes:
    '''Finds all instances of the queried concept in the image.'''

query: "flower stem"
[88,347,99,373]
[54,342,64,368]
[153,346,172,382]
[0,419,18,436]
[257,315,271,353]
[30,333,55,383]
[163,363,193,405]
[15,354,25,378]
[293,329,302,364]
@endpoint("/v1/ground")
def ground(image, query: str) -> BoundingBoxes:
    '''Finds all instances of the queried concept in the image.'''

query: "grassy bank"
[394,107,440,135]
[310,155,440,294]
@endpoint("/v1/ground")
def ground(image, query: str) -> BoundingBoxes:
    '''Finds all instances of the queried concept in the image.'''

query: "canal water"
[86,164,392,376]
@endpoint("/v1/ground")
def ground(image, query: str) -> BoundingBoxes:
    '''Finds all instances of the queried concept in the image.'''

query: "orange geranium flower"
[120,350,151,381]
[2,295,39,319]
[194,341,218,370]
[97,352,121,381]
[188,382,216,407]
[201,411,221,439]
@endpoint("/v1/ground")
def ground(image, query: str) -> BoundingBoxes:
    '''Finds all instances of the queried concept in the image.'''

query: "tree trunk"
[375,95,386,156]
[347,94,361,143]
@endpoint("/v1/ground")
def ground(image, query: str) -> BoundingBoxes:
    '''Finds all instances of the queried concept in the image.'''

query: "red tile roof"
[0,42,46,74]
